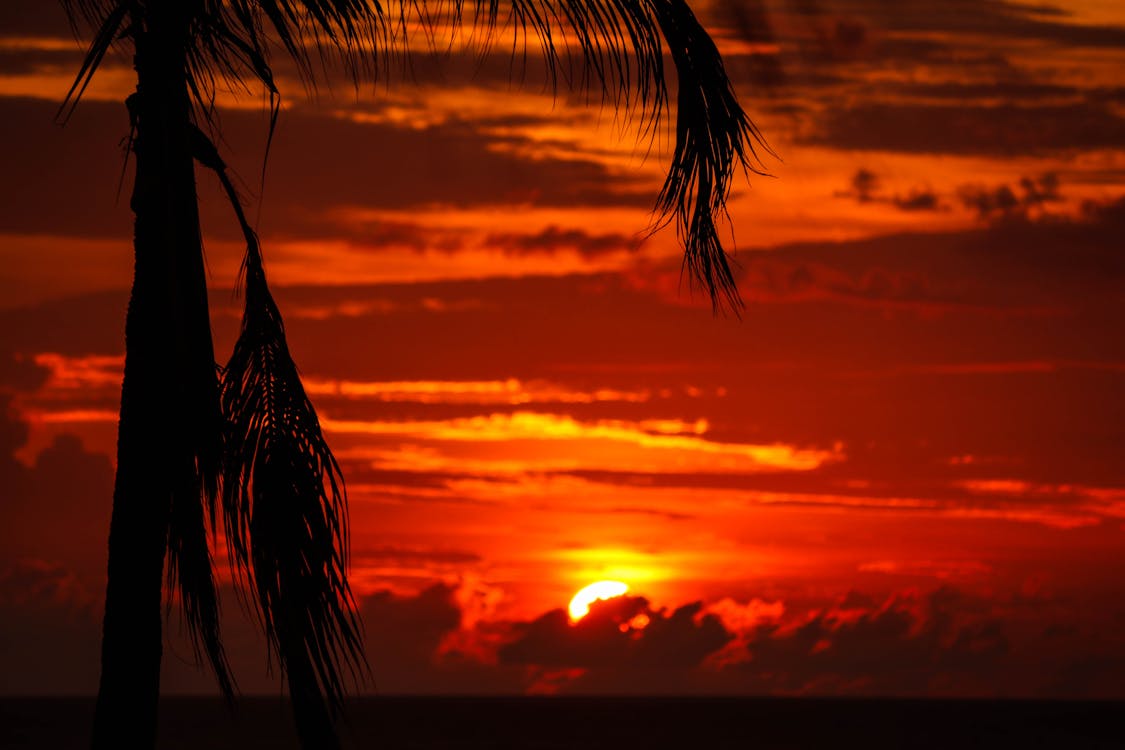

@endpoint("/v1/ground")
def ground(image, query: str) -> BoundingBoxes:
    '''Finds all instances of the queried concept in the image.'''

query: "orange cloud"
[31,353,122,390]
[305,378,652,405]
[324,410,842,473]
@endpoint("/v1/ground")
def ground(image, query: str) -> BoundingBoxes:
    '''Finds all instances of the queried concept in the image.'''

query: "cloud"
[892,190,940,212]
[0,352,48,394]
[484,226,641,258]
[780,0,1125,51]
[842,168,879,203]
[221,99,655,217]
[4,190,1125,505]
[349,547,485,588]
[470,585,1125,698]
[324,410,840,476]
[498,595,732,673]
[0,395,113,589]
[836,169,942,212]
[0,558,101,694]
[0,45,85,77]
[165,581,519,695]
[0,96,652,244]
[706,597,786,633]
[732,587,1011,695]
[0,1,73,36]
[806,102,1125,155]
[327,219,462,253]
[360,584,462,682]
[304,377,651,406]
[333,583,524,694]
[959,173,1063,221]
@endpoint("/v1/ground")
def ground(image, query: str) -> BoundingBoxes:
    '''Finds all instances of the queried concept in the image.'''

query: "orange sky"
[2,0,1125,697]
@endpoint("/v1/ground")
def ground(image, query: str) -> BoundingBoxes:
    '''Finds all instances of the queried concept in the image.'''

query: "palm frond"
[57,0,129,123]
[162,353,232,700]
[218,184,364,746]
[165,456,235,701]
[189,118,364,746]
[647,0,772,312]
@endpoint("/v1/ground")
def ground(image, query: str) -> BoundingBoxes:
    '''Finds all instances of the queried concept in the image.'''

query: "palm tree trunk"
[92,7,219,748]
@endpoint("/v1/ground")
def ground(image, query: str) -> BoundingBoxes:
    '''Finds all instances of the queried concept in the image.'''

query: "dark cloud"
[0,98,134,240]
[0,290,133,357]
[0,0,73,36]
[714,1,790,90]
[337,220,453,252]
[959,173,1062,221]
[359,584,461,683]
[0,396,113,591]
[0,558,101,694]
[843,168,879,203]
[837,169,941,212]
[162,583,517,695]
[892,189,940,212]
[961,184,1021,219]
[891,81,1079,101]
[0,96,652,243]
[233,104,654,219]
[807,102,1125,155]
[484,226,640,257]
[705,0,1125,111]
[761,186,1124,307]
[339,583,525,694]
[0,558,93,610]
[0,353,48,394]
[369,586,1125,698]
[0,46,86,76]
[800,15,873,62]
[786,0,1125,50]
[499,596,731,672]
[735,587,1010,694]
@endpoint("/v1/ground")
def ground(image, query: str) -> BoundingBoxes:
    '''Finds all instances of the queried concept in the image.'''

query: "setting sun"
[568,581,629,621]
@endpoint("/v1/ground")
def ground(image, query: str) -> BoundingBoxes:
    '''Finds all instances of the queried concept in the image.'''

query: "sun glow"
[568,580,629,621]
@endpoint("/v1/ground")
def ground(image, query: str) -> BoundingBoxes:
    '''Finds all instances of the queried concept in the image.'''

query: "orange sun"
[568,580,629,621]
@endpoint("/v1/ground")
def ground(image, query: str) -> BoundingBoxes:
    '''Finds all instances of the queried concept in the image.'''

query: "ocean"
[3,696,1122,748]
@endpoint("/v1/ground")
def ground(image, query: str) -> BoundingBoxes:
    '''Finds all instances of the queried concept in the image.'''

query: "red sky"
[2,0,1125,698]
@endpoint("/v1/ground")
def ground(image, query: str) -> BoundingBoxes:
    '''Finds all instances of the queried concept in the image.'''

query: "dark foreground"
[3,696,1122,749]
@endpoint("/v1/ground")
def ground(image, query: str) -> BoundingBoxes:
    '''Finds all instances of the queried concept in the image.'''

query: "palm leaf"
[647,0,772,312]
[216,161,364,745]
[165,456,235,701]
[57,0,128,123]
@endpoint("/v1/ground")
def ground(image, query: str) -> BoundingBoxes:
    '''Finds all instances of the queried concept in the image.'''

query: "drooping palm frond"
[212,128,364,745]
[647,0,772,312]
[57,0,128,123]
[63,0,770,311]
[220,255,364,748]
[165,455,235,701]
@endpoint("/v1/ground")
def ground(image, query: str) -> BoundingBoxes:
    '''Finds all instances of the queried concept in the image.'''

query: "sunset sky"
[2,0,1125,698]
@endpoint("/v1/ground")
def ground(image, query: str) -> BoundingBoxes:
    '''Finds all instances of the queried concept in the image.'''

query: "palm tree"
[60,1,768,748]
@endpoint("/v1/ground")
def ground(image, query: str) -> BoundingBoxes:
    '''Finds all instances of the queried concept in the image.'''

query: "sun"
[568,580,629,621]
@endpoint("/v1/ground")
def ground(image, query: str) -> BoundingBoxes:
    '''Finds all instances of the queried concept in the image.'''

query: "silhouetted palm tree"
[60,1,768,748]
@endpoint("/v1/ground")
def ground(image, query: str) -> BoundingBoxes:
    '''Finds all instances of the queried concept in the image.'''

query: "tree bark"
[92,6,219,748]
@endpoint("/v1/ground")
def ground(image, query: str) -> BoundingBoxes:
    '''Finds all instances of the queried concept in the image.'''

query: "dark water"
[3,696,1122,749]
